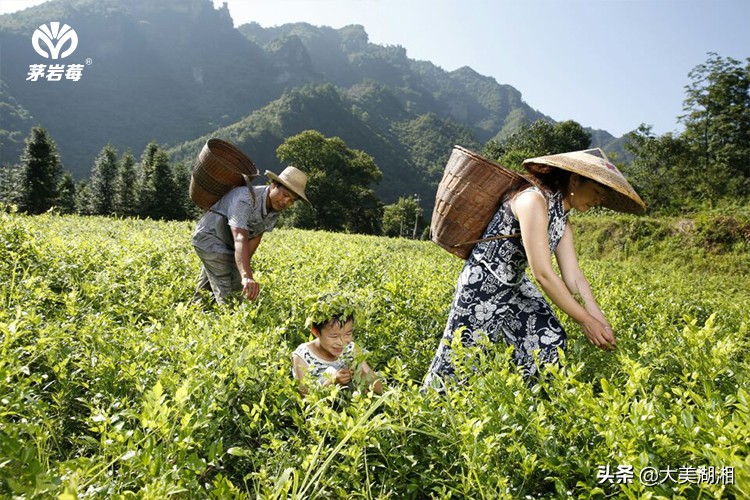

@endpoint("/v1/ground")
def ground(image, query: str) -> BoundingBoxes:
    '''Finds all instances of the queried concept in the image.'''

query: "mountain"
[168,83,478,206]
[0,0,279,171]
[0,0,630,206]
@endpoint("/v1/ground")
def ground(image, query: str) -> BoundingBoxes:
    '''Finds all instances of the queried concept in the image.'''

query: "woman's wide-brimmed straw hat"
[522,148,646,214]
[265,166,310,204]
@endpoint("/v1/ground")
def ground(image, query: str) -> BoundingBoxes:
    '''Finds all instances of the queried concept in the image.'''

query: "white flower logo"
[32,22,78,59]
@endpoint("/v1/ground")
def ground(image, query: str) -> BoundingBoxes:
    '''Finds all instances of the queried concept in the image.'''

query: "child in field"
[291,308,382,396]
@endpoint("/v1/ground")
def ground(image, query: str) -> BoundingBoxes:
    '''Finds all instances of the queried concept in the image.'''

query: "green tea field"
[1,210,748,499]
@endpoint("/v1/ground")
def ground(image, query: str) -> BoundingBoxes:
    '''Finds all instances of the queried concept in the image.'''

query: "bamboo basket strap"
[452,233,520,248]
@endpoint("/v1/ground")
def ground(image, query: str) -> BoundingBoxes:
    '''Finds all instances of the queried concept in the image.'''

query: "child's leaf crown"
[304,291,360,328]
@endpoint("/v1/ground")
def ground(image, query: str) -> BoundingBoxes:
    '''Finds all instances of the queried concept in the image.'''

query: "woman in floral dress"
[424,148,646,390]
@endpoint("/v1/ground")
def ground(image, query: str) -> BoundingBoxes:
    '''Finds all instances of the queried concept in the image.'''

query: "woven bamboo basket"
[431,145,522,259]
[189,139,258,210]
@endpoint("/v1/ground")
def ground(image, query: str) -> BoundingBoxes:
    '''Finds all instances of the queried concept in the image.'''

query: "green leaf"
[226,447,251,457]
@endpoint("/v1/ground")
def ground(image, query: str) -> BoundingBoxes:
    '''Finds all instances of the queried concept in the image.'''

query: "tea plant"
[0,209,748,498]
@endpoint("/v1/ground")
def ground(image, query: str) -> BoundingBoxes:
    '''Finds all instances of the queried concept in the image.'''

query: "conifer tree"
[56,172,77,214]
[172,161,197,220]
[152,150,178,219]
[137,142,161,218]
[87,144,119,215]
[19,127,63,214]
[75,180,91,214]
[116,151,138,216]
[138,142,177,219]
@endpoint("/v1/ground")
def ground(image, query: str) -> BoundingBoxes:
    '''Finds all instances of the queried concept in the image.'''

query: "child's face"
[314,319,354,360]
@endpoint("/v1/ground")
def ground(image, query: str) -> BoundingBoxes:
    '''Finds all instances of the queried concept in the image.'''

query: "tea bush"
[0,210,748,499]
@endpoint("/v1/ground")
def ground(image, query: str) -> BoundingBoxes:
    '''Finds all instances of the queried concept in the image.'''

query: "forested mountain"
[168,83,478,204]
[0,0,626,204]
[0,0,277,173]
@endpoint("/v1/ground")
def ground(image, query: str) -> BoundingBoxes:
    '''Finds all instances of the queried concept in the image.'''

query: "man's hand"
[232,226,263,301]
[241,276,260,301]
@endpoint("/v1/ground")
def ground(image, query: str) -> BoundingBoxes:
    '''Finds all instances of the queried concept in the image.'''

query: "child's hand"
[335,367,352,385]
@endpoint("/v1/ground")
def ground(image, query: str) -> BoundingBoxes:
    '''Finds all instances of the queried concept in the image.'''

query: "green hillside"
[167,83,477,205]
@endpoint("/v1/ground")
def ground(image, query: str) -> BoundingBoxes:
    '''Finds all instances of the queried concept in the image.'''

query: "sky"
[2,0,749,137]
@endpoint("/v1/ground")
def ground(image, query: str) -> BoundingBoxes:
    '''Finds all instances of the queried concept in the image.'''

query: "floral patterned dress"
[424,186,569,389]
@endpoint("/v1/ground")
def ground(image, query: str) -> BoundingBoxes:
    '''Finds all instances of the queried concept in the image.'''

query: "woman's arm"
[555,221,614,334]
[513,191,615,350]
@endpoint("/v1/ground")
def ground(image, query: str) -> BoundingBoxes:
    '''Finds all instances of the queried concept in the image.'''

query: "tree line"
[624,53,750,213]
[486,53,750,214]
[0,127,427,237]
[0,128,198,221]
[3,53,748,229]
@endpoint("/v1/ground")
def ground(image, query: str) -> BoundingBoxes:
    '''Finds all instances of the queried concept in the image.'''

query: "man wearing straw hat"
[192,166,310,305]
[424,148,646,390]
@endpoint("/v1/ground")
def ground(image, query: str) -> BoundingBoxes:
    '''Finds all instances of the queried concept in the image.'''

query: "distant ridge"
[0,0,629,205]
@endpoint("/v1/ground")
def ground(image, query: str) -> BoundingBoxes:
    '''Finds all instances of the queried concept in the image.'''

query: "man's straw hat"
[522,148,646,214]
[265,166,310,204]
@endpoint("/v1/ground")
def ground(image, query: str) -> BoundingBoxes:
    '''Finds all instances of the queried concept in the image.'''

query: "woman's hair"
[504,163,573,202]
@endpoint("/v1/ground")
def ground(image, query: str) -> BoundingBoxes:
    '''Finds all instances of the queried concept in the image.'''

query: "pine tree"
[116,151,138,217]
[56,172,77,214]
[19,127,63,214]
[137,142,160,218]
[172,161,197,220]
[152,150,178,219]
[138,142,177,219]
[87,144,119,215]
[75,180,91,214]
